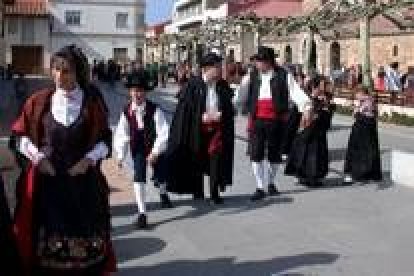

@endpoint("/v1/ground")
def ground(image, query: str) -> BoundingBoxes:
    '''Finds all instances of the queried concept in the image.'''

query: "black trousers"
[193,153,223,199]
[250,119,284,163]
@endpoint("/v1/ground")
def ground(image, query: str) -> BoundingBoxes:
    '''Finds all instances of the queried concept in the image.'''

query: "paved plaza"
[1,80,414,275]
[105,83,414,276]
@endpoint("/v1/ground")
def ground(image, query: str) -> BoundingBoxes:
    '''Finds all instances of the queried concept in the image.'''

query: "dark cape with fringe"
[166,76,235,194]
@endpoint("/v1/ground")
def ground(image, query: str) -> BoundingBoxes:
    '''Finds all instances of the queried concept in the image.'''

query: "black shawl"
[167,76,235,194]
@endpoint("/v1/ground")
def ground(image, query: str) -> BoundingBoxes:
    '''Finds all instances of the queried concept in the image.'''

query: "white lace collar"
[51,84,84,127]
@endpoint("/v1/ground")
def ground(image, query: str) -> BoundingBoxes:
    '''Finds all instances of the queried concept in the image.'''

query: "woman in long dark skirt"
[0,173,21,273]
[285,76,333,187]
[11,45,116,275]
[343,88,382,184]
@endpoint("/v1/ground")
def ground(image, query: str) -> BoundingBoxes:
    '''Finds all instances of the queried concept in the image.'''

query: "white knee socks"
[253,161,280,190]
[268,163,280,185]
[159,182,167,195]
[252,161,265,190]
[133,182,146,214]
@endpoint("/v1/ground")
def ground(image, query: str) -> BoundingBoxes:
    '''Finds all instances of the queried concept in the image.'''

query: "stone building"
[144,21,170,64]
[4,0,50,75]
[227,0,414,76]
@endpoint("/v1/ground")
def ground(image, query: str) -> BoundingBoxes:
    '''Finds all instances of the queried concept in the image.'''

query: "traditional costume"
[280,103,302,161]
[11,45,116,275]
[167,53,235,204]
[244,47,311,200]
[114,73,172,229]
[285,89,333,187]
[344,92,382,184]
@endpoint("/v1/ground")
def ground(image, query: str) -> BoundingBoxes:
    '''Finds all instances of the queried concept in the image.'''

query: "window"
[136,13,144,27]
[65,10,81,26]
[285,45,292,64]
[274,49,280,58]
[116,13,128,29]
[8,18,18,35]
[229,49,235,62]
[113,48,128,63]
[393,45,399,57]
[330,42,341,70]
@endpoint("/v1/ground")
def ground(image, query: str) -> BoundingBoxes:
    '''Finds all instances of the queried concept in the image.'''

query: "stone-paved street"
[1,80,414,275]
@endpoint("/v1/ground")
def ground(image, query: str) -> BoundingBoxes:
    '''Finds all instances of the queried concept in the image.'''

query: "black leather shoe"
[193,192,205,200]
[135,214,148,229]
[250,189,266,201]
[160,194,173,209]
[268,184,281,195]
[211,196,224,205]
[306,180,323,188]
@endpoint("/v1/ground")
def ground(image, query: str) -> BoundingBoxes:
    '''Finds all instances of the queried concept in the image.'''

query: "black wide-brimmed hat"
[200,52,223,68]
[255,46,276,64]
[125,72,147,89]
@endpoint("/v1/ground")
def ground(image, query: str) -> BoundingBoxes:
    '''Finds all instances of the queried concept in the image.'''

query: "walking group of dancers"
[0,45,382,275]
[113,46,383,227]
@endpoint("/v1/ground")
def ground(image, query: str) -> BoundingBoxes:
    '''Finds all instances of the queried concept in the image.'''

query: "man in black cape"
[167,53,235,204]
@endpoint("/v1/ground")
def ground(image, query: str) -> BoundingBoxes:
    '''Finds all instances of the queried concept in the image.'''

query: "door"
[12,45,43,75]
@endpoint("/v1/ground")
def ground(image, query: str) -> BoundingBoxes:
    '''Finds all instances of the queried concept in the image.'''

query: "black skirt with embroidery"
[31,110,111,272]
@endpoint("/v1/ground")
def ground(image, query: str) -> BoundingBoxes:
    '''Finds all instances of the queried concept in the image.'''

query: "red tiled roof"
[229,0,303,18]
[146,21,171,34]
[5,0,48,16]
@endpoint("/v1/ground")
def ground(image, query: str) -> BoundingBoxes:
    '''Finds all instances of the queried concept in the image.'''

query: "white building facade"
[166,0,230,63]
[168,0,228,32]
[3,0,50,74]
[49,0,145,64]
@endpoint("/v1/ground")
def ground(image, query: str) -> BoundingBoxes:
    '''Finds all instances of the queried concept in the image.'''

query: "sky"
[145,0,176,25]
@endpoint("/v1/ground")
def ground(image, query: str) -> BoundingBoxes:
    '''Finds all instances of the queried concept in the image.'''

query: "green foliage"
[380,112,414,127]
[335,104,353,116]
[335,105,414,127]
